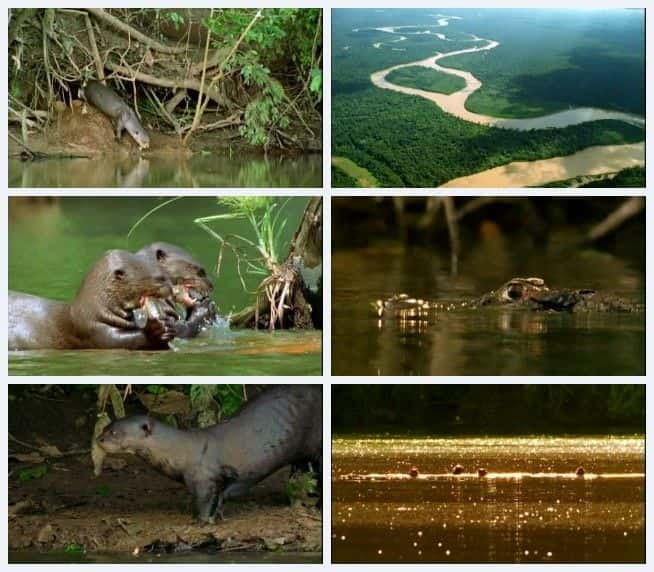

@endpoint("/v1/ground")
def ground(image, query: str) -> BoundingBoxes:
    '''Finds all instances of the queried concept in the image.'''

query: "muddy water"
[332,239,644,376]
[8,153,322,188]
[332,436,645,563]
[8,197,322,376]
[441,142,645,188]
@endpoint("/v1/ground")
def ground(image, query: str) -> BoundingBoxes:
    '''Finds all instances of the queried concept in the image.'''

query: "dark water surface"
[332,238,644,375]
[9,153,322,188]
[332,436,645,563]
[9,550,322,564]
[8,197,321,375]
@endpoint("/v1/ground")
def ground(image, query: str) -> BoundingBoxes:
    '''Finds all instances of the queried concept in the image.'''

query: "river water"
[365,16,645,187]
[332,436,645,563]
[441,142,645,188]
[332,238,644,376]
[8,153,322,188]
[8,197,322,376]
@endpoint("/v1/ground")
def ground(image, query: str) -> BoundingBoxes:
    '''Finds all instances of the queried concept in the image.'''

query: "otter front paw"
[144,317,175,343]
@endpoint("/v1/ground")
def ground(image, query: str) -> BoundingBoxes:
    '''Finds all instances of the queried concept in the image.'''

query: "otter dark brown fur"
[97,385,322,523]
[9,250,175,350]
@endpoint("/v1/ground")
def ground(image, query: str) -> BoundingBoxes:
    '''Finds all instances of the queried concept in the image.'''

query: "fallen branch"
[86,8,187,55]
[103,60,225,105]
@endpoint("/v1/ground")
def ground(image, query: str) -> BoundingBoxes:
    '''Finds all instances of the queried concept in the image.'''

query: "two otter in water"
[8,243,215,350]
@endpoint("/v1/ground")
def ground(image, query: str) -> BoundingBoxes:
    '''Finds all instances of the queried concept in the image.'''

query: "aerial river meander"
[359,15,645,187]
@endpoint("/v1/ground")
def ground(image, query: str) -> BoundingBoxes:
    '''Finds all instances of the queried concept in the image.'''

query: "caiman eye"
[197,268,207,278]
[507,283,523,300]
[113,269,126,280]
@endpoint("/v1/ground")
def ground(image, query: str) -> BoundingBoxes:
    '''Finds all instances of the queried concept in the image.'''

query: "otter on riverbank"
[136,242,216,338]
[81,80,150,150]
[9,250,175,350]
[97,385,322,523]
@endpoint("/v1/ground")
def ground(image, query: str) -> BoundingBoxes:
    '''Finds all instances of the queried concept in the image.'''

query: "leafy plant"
[194,196,290,290]
[287,470,318,506]
[19,465,48,481]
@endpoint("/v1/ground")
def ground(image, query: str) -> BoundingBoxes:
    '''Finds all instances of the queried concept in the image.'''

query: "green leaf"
[19,465,48,481]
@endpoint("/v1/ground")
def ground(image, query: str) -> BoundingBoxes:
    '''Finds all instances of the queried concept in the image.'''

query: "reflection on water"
[332,436,645,563]
[9,153,322,188]
[332,241,644,375]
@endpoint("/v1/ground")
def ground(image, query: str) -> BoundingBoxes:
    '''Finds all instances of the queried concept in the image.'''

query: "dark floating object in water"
[409,467,419,478]
[478,468,488,477]
[575,466,585,476]
[452,464,464,475]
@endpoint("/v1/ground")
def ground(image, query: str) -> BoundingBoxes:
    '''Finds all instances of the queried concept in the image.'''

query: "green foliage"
[64,544,85,554]
[144,385,168,395]
[309,69,323,99]
[164,11,185,29]
[240,79,288,147]
[387,66,466,95]
[189,384,245,421]
[333,89,644,188]
[214,385,246,417]
[332,165,359,188]
[95,485,111,496]
[201,8,321,146]
[194,196,291,288]
[580,166,645,189]
[287,470,318,505]
[204,8,321,88]
[19,464,48,481]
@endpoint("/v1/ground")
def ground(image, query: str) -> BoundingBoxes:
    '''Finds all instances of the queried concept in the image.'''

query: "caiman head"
[476,277,551,307]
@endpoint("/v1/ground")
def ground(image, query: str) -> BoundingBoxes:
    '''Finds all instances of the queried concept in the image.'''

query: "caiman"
[374,277,642,319]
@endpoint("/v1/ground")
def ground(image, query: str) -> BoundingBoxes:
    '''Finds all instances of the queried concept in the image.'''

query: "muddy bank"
[9,101,320,159]
[8,389,322,558]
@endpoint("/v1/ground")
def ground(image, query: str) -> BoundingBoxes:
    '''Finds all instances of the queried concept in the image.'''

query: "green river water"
[8,197,322,376]
[9,153,322,188]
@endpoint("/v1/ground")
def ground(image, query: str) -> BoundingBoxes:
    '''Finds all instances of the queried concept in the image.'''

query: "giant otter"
[81,80,150,150]
[136,242,216,338]
[97,385,322,523]
[9,250,175,350]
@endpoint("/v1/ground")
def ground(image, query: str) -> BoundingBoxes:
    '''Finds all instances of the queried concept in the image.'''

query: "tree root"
[86,8,187,55]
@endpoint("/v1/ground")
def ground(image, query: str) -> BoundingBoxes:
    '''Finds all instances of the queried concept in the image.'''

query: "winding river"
[361,16,645,187]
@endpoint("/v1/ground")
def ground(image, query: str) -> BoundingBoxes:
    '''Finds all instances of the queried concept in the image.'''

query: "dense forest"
[333,89,643,187]
[332,385,645,434]
[386,66,465,95]
[332,9,645,187]
[443,10,645,117]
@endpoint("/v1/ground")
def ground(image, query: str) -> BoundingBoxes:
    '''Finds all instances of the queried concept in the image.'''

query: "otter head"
[76,249,172,316]
[479,277,550,306]
[137,242,213,309]
[130,125,150,150]
[97,415,154,454]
